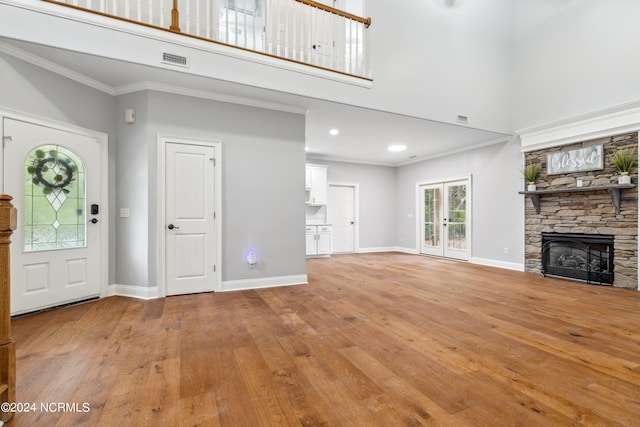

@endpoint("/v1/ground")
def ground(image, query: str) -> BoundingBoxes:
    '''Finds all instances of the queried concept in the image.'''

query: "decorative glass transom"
[23,145,86,252]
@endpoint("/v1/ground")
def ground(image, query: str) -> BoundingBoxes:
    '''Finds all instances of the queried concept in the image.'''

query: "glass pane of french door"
[424,187,440,248]
[420,184,442,256]
[443,180,470,260]
[446,183,467,251]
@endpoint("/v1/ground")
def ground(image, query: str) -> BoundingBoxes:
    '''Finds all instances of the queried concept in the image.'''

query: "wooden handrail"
[293,0,371,28]
[0,195,16,422]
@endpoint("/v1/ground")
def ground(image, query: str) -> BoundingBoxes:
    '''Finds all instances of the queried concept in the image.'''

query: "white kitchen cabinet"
[306,225,332,257]
[305,226,318,255]
[316,225,332,254]
[306,164,328,205]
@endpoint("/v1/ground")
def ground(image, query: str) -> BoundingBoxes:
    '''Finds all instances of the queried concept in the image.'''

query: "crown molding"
[0,40,116,95]
[115,81,308,115]
[518,101,640,152]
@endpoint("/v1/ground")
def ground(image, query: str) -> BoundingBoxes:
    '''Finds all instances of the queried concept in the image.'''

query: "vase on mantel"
[527,182,536,191]
[618,172,631,185]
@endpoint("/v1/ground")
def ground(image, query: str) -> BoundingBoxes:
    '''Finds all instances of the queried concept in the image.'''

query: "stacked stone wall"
[524,132,638,289]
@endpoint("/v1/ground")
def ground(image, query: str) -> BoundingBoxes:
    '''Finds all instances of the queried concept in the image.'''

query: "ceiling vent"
[162,52,189,68]
[456,115,468,124]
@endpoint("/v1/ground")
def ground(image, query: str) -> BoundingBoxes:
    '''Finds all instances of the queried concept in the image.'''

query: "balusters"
[47,0,371,77]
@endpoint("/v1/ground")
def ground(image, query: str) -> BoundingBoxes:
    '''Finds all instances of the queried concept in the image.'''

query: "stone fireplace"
[523,132,638,289]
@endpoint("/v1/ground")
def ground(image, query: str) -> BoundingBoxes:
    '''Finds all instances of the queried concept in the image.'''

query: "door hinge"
[213,265,216,272]
[213,211,216,220]
[3,135,11,148]
[210,157,216,166]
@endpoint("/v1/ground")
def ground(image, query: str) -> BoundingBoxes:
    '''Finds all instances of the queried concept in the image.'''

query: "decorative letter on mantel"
[547,145,603,175]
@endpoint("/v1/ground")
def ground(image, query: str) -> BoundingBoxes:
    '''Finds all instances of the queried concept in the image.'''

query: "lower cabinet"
[306,225,332,257]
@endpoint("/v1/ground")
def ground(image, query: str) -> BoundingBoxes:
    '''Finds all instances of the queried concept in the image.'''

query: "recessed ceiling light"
[388,144,407,152]
[329,129,339,136]
[305,147,309,151]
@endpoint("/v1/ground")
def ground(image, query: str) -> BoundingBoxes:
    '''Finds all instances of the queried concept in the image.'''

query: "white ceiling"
[1,38,511,166]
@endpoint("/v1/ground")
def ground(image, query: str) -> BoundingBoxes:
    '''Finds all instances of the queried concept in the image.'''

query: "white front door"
[3,118,103,315]
[420,179,470,261]
[165,141,217,296]
[328,184,356,253]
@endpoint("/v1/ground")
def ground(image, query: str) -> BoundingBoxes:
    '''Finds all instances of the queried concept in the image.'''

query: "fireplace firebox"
[541,233,614,285]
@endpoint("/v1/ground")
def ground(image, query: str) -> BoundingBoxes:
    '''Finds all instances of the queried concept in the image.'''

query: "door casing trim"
[0,108,109,300]
[415,175,472,260]
[156,134,222,297]
[328,182,359,254]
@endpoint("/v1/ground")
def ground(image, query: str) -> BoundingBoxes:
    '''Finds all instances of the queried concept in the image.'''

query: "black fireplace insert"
[541,233,614,285]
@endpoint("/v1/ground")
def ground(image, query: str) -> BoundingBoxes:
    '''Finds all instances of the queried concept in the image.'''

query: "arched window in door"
[23,145,85,251]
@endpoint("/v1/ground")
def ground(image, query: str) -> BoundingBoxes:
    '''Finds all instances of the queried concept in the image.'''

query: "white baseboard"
[220,274,308,292]
[470,257,524,272]
[393,247,420,255]
[108,284,159,300]
[358,246,417,254]
[357,249,525,272]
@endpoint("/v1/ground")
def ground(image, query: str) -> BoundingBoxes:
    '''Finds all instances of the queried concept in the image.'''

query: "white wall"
[307,159,397,250]
[396,138,524,269]
[0,0,513,134]
[511,0,640,130]
[369,0,512,133]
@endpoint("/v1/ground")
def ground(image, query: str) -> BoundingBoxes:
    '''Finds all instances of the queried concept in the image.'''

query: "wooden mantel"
[0,195,16,422]
[519,183,635,215]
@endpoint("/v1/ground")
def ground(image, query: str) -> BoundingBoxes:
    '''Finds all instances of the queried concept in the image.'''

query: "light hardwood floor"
[7,253,640,426]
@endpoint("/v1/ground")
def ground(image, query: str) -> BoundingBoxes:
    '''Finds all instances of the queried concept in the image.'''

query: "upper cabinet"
[306,164,328,205]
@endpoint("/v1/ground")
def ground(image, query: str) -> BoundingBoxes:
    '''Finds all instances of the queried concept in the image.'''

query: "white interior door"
[165,142,217,296]
[3,118,102,315]
[420,179,470,261]
[328,184,356,253]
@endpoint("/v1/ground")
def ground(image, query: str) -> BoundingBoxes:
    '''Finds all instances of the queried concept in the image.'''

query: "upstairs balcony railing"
[44,0,372,79]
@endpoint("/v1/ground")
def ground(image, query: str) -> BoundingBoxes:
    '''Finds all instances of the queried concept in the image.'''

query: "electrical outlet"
[503,247,509,255]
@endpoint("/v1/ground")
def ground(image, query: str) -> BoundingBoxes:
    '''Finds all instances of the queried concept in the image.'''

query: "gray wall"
[307,159,396,250]
[113,90,306,287]
[115,91,150,287]
[396,139,524,267]
[0,52,118,284]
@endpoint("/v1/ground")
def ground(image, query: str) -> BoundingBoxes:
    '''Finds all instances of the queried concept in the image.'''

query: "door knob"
[88,218,99,224]
[167,224,180,230]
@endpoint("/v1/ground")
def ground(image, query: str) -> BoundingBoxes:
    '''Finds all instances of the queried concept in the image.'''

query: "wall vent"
[162,52,189,67]
[456,115,468,124]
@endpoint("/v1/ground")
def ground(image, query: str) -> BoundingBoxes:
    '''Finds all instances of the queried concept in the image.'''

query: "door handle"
[88,218,99,224]
[168,224,180,230]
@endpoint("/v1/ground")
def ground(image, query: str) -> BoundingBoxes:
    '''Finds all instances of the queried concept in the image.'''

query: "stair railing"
[0,195,16,423]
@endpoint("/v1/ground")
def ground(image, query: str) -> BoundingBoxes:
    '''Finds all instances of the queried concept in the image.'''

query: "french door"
[419,179,470,261]
[3,118,104,315]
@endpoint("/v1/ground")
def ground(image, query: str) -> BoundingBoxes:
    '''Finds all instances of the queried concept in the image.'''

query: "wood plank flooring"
[7,253,640,426]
